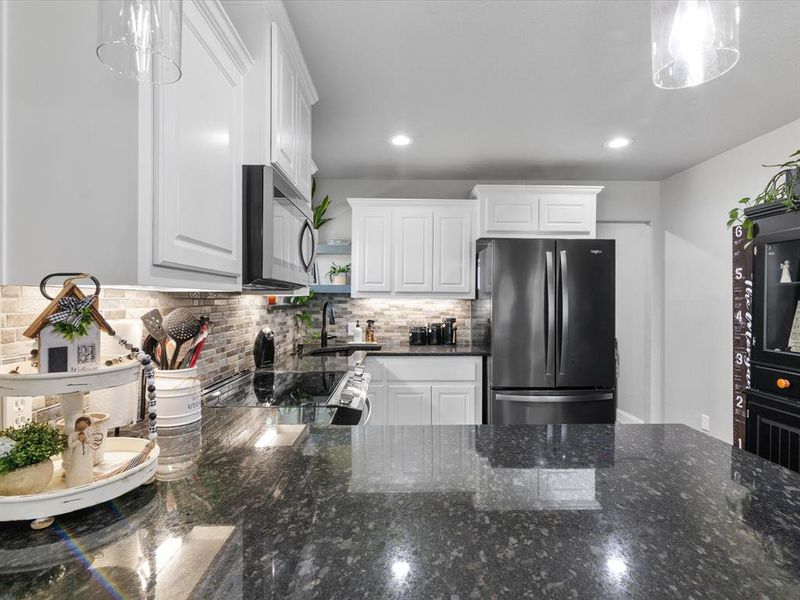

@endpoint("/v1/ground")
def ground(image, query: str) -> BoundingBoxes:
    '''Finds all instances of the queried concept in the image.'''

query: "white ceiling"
[284,0,800,181]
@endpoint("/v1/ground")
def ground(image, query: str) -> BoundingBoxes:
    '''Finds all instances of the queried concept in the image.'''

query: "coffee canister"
[409,326,428,346]
[427,323,442,345]
[442,317,457,346]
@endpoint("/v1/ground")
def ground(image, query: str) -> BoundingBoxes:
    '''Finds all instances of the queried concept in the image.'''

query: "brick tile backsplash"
[0,287,479,388]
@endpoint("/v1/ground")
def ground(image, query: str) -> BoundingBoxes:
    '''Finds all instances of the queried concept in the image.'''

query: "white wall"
[315,178,663,423]
[661,118,800,444]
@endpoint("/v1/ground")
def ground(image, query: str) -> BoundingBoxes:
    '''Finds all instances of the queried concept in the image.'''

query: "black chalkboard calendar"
[732,225,753,448]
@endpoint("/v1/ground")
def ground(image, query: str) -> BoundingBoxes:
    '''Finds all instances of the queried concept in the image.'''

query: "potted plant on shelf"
[727,149,800,241]
[327,262,351,286]
[311,178,333,230]
[0,422,66,496]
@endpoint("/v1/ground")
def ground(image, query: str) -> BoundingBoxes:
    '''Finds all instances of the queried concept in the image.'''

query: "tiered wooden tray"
[0,359,158,527]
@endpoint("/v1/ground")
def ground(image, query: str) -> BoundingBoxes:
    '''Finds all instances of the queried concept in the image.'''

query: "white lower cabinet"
[364,356,482,426]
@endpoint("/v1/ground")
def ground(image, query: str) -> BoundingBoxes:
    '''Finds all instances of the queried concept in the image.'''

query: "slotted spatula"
[163,308,203,370]
[141,309,169,369]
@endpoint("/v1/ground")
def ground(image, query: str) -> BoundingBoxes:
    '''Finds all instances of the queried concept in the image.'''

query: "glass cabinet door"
[763,240,800,355]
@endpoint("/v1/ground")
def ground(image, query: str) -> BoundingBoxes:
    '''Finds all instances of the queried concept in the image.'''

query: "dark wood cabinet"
[745,203,800,472]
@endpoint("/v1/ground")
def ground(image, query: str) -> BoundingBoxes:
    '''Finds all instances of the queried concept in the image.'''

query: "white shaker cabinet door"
[538,194,596,237]
[149,1,248,280]
[294,88,313,201]
[353,208,392,293]
[480,189,539,236]
[433,207,474,295]
[270,22,297,184]
[432,385,478,425]
[394,208,433,293]
[387,384,432,425]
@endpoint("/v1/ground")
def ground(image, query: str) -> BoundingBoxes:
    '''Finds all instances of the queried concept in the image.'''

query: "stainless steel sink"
[302,344,381,357]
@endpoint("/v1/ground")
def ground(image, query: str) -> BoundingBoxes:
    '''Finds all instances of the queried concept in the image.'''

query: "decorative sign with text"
[732,226,753,448]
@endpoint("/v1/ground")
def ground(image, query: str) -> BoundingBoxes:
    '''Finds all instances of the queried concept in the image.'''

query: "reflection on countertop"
[1,411,800,598]
[366,343,490,356]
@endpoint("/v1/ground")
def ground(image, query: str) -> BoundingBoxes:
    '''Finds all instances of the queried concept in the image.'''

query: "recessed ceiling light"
[390,134,413,146]
[605,136,633,149]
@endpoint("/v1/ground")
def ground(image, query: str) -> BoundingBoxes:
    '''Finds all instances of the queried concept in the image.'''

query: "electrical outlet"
[1,397,32,429]
[701,414,710,432]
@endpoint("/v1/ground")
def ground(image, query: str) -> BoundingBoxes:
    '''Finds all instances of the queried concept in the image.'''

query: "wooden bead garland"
[109,332,158,441]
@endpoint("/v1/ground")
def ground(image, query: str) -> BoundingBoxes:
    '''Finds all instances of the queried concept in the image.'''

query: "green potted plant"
[727,149,800,241]
[311,178,333,230]
[0,422,66,496]
[327,262,351,286]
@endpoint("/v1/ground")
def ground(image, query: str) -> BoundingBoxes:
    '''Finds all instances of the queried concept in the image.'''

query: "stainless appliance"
[478,239,616,424]
[242,165,316,291]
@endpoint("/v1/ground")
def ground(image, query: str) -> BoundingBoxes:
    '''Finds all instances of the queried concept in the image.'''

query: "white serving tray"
[0,357,141,397]
[0,437,159,522]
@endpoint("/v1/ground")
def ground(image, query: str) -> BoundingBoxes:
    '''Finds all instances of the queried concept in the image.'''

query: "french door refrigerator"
[478,239,616,424]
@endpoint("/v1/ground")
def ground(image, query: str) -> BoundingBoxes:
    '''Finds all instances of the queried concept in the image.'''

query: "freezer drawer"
[491,390,615,425]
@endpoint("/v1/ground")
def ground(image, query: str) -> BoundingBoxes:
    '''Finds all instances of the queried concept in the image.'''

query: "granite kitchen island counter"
[1,410,799,599]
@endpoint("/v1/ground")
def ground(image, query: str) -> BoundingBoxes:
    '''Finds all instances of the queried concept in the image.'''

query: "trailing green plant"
[288,290,315,329]
[727,149,800,241]
[51,306,94,341]
[0,422,66,475]
[311,178,333,230]
[327,262,351,281]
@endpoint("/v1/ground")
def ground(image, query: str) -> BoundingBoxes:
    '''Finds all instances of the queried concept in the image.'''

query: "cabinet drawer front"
[383,357,479,382]
[752,364,800,399]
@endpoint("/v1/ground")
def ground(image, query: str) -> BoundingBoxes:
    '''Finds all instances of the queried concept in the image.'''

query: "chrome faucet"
[321,300,336,347]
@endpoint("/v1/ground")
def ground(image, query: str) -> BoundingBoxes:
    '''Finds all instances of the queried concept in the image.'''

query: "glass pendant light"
[651,0,740,89]
[97,0,183,84]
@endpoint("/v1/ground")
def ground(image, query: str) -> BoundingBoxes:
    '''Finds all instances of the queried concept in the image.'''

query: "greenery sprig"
[727,149,800,241]
[0,422,66,475]
[311,178,332,230]
[51,306,94,341]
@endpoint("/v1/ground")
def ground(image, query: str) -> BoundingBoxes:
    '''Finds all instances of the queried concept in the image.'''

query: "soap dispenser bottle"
[354,320,363,343]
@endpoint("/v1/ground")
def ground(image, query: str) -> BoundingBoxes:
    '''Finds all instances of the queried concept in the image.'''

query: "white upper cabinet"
[1,0,252,290]
[353,207,393,293]
[433,207,474,294]
[147,0,249,282]
[270,23,297,183]
[349,199,477,299]
[471,185,603,239]
[269,18,317,202]
[394,208,434,293]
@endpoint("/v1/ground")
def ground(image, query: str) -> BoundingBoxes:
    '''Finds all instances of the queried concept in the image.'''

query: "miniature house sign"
[22,274,112,374]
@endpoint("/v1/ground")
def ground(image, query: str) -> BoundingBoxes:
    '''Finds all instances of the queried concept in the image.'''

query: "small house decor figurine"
[22,274,113,374]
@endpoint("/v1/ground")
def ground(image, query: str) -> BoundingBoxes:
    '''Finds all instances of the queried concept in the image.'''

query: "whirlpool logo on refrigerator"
[590,249,603,255]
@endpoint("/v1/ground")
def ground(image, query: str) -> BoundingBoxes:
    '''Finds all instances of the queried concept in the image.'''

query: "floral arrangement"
[0,422,66,475]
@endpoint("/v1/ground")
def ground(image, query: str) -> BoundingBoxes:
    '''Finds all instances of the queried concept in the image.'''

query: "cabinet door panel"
[538,194,595,235]
[388,384,432,425]
[270,23,296,183]
[482,192,539,235]
[295,88,312,201]
[151,2,243,279]
[394,208,433,293]
[432,385,477,425]
[353,208,392,293]
[433,207,474,295]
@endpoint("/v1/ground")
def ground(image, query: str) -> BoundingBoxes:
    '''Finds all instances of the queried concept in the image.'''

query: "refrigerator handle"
[559,249,569,375]
[545,251,556,375]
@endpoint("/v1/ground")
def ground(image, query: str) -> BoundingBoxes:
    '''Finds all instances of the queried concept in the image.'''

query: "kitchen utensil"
[141,310,169,369]
[180,324,209,369]
[188,334,208,368]
[162,308,203,370]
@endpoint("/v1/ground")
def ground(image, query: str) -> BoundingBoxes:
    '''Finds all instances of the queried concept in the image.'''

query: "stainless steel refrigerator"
[477,239,616,424]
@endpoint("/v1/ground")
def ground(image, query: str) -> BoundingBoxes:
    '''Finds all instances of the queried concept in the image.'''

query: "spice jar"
[365,320,376,343]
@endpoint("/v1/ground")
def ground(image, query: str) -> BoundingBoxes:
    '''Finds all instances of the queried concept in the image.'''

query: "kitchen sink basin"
[302,343,381,357]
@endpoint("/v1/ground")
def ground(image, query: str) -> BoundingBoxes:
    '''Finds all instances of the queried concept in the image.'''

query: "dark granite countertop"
[366,343,490,356]
[1,412,799,598]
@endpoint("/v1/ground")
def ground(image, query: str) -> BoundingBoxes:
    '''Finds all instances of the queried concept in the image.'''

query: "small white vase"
[0,459,54,496]
[332,274,348,286]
